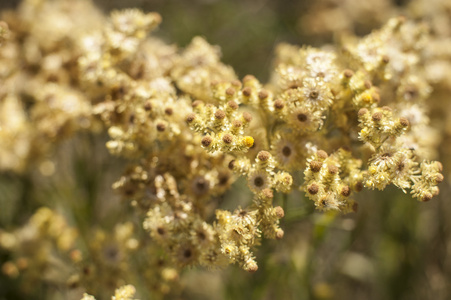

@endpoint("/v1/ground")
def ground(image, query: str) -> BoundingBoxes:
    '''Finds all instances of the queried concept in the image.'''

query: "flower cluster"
[0,0,448,298]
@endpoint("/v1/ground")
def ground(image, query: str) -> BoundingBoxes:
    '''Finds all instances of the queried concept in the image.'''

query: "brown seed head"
[421,192,433,202]
[382,55,390,64]
[275,229,284,240]
[228,159,235,170]
[242,112,253,123]
[232,120,242,128]
[156,123,166,132]
[231,80,242,88]
[328,164,339,175]
[214,109,226,119]
[317,150,328,159]
[358,108,368,117]
[186,113,196,123]
[192,100,204,108]
[307,183,320,195]
[310,161,323,172]
[435,173,444,184]
[165,107,173,115]
[144,101,152,111]
[274,206,285,219]
[243,75,256,83]
[247,263,258,273]
[399,117,409,127]
[227,100,238,110]
[274,99,285,110]
[372,112,383,122]
[364,80,372,89]
[257,151,271,162]
[242,87,252,97]
[222,134,233,144]
[201,136,213,147]
[262,188,273,199]
[340,185,351,197]
[258,90,269,100]
[433,187,440,196]
[226,87,236,96]
[343,69,354,78]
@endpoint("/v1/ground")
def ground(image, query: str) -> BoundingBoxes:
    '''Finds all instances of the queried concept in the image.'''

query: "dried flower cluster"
[0,0,449,298]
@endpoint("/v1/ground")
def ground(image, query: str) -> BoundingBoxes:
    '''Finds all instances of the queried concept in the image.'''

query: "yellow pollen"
[243,136,254,148]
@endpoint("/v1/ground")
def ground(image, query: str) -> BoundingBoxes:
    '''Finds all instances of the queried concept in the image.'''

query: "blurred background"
[1,0,450,299]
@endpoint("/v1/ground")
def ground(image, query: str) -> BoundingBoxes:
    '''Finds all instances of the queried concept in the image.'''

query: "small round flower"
[271,134,299,170]
[301,77,333,109]
[343,69,354,79]
[191,221,216,246]
[391,150,416,190]
[369,146,397,170]
[257,151,271,162]
[274,99,285,110]
[190,175,210,197]
[258,90,269,100]
[275,229,284,240]
[241,136,254,148]
[215,109,226,120]
[201,136,213,147]
[316,150,328,160]
[227,100,239,110]
[242,87,252,97]
[156,122,166,132]
[288,107,323,132]
[340,185,351,197]
[372,112,383,122]
[307,183,320,195]
[165,107,173,116]
[226,87,236,96]
[274,206,285,219]
[242,112,253,124]
[309,161,323,172]
[247,170,272,193]
[174,242,199,267]
[222,133,234,144]
[316,194,340,211]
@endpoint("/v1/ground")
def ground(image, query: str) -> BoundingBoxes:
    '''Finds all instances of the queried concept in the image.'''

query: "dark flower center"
[309,91,319,99]
[184,249,192,258]
[254,176,264,187]
[282,146,292,157]
[297,113,308,122]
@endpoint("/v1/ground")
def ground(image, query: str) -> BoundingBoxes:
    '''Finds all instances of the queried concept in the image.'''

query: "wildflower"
[288,106,324,132]
[301,77,333,109]
[247,170,272,193]
[271,133,300,171]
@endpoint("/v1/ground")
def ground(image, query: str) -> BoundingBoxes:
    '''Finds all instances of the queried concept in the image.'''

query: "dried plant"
[0,0,450,299]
